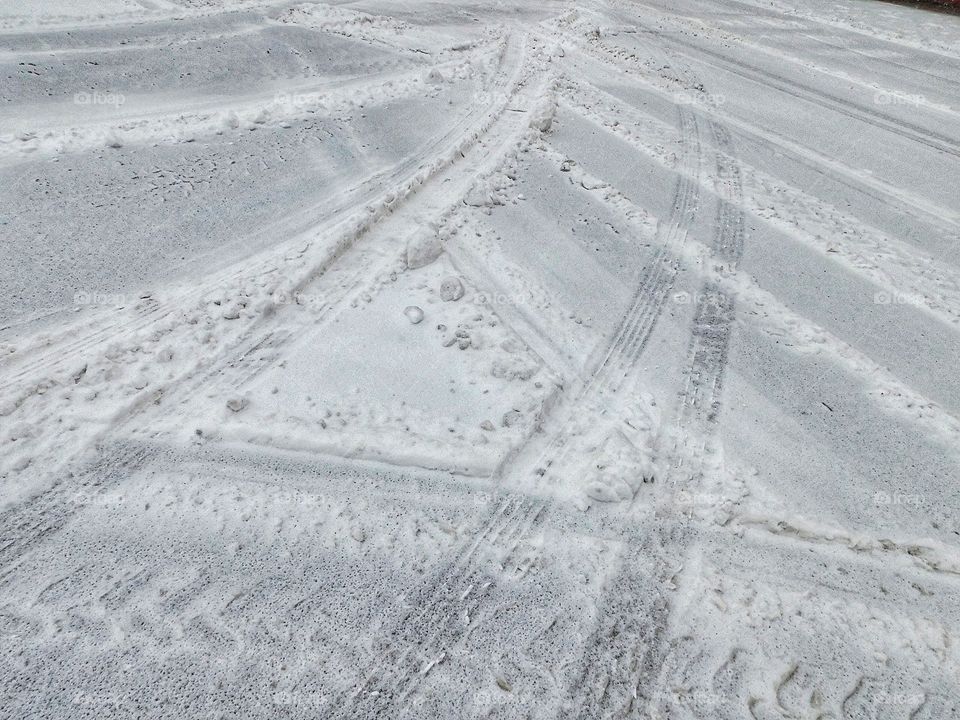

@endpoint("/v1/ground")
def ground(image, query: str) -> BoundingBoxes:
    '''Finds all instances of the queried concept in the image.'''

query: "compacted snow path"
[2,0,960,718]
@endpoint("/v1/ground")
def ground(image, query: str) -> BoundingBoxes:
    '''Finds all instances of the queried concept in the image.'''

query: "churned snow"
[2,0,960,717]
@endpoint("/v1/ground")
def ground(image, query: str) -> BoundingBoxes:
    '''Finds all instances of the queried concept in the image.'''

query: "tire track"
[556,32,746,718]
[675,122,744,441]
[328,94,705,717]
[153,34,534,408]
[563,22,960,233]
[328,496,547,720]
[0,35,515,397]
[630,76,746,720]
[0,30,534,593]
[532,106,702,482]
[557,75,960,337]
[710,0,960,66]
[0,443,152,572]
[631,23,960,160]
[623,0,960,98]
[0,55,450,164]
[0,17,527,599]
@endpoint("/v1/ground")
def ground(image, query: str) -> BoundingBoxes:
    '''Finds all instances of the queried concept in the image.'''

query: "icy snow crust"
[2,0,960,717]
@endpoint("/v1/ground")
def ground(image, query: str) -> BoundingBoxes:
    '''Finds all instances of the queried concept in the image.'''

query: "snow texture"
[1,0,960,717]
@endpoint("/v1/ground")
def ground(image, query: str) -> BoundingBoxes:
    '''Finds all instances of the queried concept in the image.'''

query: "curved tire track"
[0,36,514,398]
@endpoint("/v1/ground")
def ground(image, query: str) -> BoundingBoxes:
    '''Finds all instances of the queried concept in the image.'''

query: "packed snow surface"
[2,0,960,717]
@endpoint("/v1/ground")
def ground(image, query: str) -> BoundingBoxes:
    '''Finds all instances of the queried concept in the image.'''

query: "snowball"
[439,277,465,302]
[406,227,442,269]
[404,306,425,324]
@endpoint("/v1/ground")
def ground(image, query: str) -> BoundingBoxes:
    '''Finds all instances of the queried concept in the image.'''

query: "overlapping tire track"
[1,53,457,163]
[7,4,956,717]
[328,59,707,719]
[0,26,511,374]
[0,36,514,398]
[322,29,702,718]
[328,495,547,719]
[556,73,960,339]
[0,28,530,576]
[560,18,959,714]
[712,0,960,66]
[152,35,534,410]
[529,106,702,481]
[5,27,551,623]
[550,26,747,718]
[551,9,743,467]
[0,33,536,579]
[624,0,960,101]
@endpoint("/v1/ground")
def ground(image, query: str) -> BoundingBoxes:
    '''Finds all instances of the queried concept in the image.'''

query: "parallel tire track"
[329,497,546,719]
[676,122,744,439]
[563,20,960,234]
[330,99,705,717]
[643,27,960,160]
[536,106,703,479]
[559,33,747,719]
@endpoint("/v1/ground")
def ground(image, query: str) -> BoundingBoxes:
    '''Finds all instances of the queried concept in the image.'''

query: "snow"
[2,0,960,716]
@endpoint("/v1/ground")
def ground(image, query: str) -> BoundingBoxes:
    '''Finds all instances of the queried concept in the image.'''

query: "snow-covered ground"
[2,0,960,717]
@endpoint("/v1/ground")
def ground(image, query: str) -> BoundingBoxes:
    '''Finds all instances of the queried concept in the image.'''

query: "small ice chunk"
[226,397,248,413]
[586,479,633,503]
[223,304,242,320]
[404,305,425,324]
[502,409,522,428]
[439,277,465,302]
[406,227,443,269]
[529,96,556,133]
